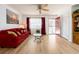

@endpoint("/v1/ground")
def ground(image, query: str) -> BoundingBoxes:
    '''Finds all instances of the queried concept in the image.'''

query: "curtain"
[27,17,31,34]
[41,17,46,35]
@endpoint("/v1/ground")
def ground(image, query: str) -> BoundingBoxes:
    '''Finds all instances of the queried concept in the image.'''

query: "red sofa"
[0,28,30,48]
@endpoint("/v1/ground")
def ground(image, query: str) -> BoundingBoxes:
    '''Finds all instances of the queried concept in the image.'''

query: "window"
[29,18,41,34]
[30,18,41,29]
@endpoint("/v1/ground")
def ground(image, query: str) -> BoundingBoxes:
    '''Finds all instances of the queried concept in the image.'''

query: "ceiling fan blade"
[37,4,49,14]
[41,8,49,11]
[38,4,42,9]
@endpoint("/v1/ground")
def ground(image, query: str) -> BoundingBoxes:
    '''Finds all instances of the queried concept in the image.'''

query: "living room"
[0,4,79,54]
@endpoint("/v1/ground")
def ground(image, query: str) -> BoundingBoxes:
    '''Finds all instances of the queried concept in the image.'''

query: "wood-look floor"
[0,35,79,54]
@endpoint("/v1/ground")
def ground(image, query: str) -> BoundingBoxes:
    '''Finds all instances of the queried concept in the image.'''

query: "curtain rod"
[24,15,59,18]
[24,14,58,16]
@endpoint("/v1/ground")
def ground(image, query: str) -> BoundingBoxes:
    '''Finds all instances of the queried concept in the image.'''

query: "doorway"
[48,17,61,35]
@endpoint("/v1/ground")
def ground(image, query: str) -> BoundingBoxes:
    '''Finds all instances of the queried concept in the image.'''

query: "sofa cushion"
[21,30,23,33]
[7,31,18,37]
[24,30,26,32]
[17,31,21,35]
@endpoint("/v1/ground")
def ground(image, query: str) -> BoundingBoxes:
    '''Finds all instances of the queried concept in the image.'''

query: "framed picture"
[6,9,19,24]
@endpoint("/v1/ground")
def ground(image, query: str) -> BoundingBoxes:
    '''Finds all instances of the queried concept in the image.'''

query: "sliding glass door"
[48,19,56,34]
[48,18,61,35]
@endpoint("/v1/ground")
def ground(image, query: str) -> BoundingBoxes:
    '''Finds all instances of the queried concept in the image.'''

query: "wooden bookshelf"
[73,13,79,44]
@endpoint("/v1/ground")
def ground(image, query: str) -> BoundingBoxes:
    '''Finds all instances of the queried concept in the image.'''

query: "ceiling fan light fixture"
[37,4,49,14]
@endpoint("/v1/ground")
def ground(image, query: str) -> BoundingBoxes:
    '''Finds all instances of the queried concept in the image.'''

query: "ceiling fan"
[37,4,49,14]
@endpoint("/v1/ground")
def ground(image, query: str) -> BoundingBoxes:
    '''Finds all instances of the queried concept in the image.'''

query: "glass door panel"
[49,27,55,34]
[48,18,56,34]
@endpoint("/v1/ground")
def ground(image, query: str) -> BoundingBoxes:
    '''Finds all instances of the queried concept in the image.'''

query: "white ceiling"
[8,4,72,15]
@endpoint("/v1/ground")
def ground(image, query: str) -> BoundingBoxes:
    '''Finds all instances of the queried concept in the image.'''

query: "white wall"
[0,5,22,30]
[45,18,49,35]
[60,6,72,42]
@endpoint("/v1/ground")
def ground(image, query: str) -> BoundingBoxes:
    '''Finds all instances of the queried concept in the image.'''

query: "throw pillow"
[8,31,17,37]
